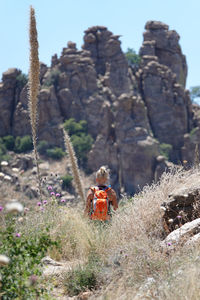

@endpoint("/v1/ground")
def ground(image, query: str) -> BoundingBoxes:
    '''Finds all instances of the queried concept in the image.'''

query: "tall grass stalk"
[194,143,200,168]
[63,129,85,203]
[28,6,42,200]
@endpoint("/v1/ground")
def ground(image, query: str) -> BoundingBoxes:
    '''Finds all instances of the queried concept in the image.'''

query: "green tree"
[125,48,141,69]
[189,86,200,104]
[16,73,28,90]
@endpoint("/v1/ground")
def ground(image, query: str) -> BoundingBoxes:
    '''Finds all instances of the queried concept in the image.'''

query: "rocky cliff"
[0,21,199,194]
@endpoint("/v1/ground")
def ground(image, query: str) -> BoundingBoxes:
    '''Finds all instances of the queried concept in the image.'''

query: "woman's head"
[96,166,110,185]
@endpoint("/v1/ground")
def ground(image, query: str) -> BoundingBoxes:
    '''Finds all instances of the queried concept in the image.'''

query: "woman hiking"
[85,166,118,220]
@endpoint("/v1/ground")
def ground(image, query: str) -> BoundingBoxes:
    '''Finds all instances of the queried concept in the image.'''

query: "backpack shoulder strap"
[104,185,111,193]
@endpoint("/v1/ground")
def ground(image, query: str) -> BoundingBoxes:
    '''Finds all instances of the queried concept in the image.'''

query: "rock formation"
[0,21,198,194]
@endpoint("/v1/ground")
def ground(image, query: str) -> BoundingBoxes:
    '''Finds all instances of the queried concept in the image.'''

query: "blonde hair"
[96,166,110,181]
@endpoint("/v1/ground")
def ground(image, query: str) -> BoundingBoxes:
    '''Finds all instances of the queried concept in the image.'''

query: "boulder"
[161,218,200,249]
[162,187,200,232]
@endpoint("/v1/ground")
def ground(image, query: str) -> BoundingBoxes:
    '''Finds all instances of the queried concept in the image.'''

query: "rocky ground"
[0,152,94,208]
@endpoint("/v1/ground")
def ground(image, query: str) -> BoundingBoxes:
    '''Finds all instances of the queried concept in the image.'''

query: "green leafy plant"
[0,219,58,299]
[125,48,141,69]
[37,140,50,155]
[159,143,173,160]
[64,253,100,296]
[189,86,200,104]
[71,133,93,165]
[14,135,33,153]
[0,139,10,162]
[190,127,199,137]
[63,118,93,166]
[2,135,15,151]
[64,118,87,136]
[16,73,28,90]
[61,174,73,190]
[46,147,65,160]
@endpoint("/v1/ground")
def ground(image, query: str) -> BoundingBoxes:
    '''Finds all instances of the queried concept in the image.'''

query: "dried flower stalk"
[63,129,85,203]
[28,6,42,200]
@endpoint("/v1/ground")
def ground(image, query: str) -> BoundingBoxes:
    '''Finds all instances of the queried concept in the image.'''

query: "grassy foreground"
[2,166,200,299]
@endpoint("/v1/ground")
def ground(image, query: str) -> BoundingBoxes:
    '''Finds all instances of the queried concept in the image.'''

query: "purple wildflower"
[43,200,47,205]
[61,198,66,203]
[51,192,55,196]
[15,233,21,238]
[56,193,61,197]
[37,202,42,207]
[167,242,172,246]
[48,186,53,191]
[40,207,44,211]
[0,206,3,212]
[177,215,182,219]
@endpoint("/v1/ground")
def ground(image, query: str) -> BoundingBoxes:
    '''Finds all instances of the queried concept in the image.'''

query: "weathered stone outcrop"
[0,68,21,136]
[140,21,187,87]
[162,187,200,233]
[0,21,198,194]
[138,21,193,162]
[83,26,132,97]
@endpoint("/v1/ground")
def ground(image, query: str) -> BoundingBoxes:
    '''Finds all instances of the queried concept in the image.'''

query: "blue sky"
[0,0,200,89]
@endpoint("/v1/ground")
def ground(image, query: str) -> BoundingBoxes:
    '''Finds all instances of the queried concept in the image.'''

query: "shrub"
[46,147,65,160]
[63,118,87,136]
[71,133,93,165]
[125,48,141,69]
[0,219,57,299]
[63,119,93,166]
[3,135,15,151]
[64,260,99,296]
[37,140,49,155]
[0,139,10,162]
[159,143,173,160]
[16,73,28,90]
[14,135,33,153]
[61,174,73,190]
[189,86,200,104]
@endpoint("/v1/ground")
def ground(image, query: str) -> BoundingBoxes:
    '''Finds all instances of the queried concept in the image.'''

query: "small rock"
[41,256,63,266]
[1,161,8,167]
[12,168,20,173]
[4,175,12,182]
[0,172,5,179]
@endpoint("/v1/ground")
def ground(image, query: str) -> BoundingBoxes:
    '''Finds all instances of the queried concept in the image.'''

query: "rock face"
[162,187,200,233]
[0,21,198,194]
[141,21,187,87]
[137,21,193,162]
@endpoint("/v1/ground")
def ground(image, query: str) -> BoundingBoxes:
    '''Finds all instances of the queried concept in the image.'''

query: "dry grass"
[13,166,200,299]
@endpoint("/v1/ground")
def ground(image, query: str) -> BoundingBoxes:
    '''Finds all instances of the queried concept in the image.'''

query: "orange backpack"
[90,186,111,221]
